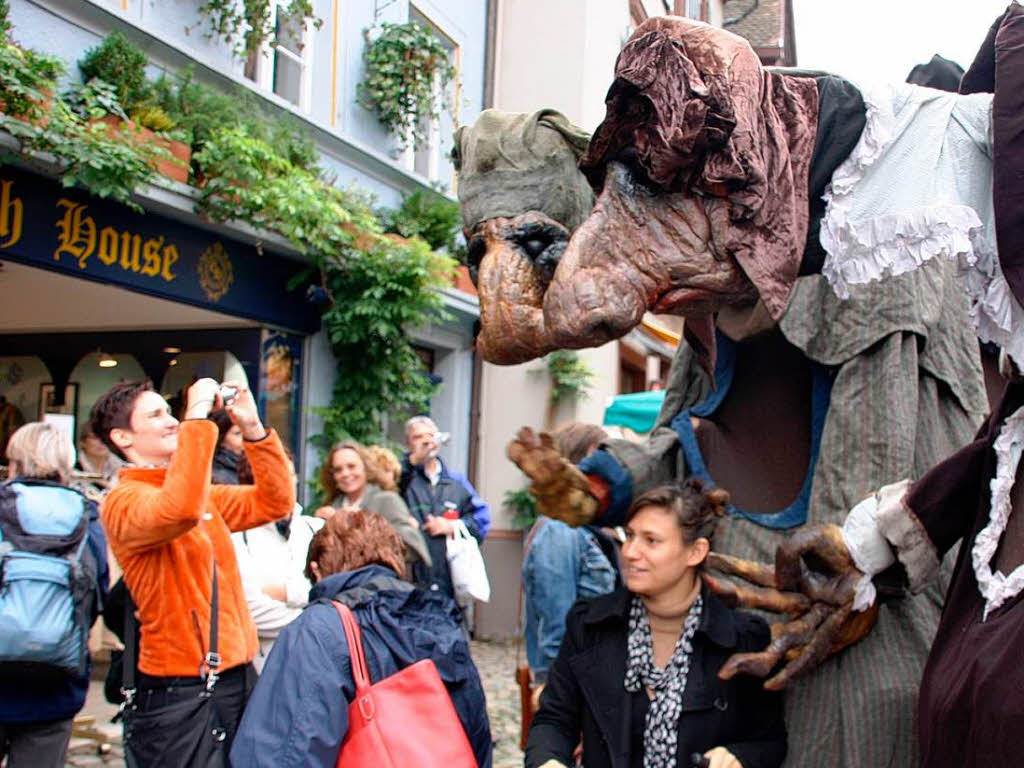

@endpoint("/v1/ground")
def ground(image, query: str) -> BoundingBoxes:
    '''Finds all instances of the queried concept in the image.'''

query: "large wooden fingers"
[775,523,855,592]
[718,604,830,680]
[764,603,853,691]
[830,601,880,655]
[703,573,811,614]
[707,552,777,588]
[507,426,597,526]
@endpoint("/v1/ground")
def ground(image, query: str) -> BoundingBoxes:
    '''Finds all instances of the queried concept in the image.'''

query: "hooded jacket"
[230,565,492,767]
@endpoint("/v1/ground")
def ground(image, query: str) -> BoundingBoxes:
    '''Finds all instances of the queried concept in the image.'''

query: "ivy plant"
[505,486,538,530]
[358,22,455,150]
[197,0,321,58]
[547,350,594,404]
[194,126,455,447]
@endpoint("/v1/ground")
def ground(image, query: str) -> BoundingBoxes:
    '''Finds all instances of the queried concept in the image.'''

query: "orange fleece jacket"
[101,420,295,677]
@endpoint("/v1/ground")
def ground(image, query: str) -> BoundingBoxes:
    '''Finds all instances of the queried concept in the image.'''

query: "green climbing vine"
[194,126,456,448]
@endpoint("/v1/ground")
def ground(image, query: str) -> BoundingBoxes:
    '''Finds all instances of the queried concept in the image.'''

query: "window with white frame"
[403,5,459,190]
[243,0,314,111]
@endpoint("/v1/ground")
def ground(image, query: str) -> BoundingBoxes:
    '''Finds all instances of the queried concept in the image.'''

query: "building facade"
[0,0,486,497]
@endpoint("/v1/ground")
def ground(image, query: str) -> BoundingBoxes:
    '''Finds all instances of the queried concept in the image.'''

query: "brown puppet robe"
[906,380,1024,767]
[853,6,1024,766]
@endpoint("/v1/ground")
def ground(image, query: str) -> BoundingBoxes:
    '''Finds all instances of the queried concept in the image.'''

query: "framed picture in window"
[38,382,78,421]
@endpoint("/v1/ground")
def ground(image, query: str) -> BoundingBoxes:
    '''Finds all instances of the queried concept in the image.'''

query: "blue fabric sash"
[669,333,832,530]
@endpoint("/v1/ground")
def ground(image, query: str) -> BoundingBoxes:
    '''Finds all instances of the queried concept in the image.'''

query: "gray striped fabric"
[604,257,988,768]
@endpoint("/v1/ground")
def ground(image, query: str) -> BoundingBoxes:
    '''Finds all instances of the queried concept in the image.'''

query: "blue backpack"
[0,479,100,677]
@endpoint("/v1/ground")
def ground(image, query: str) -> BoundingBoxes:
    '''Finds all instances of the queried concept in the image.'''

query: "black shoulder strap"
[121,594,138,704]
[208,564,219,670]
[120,561,221,702]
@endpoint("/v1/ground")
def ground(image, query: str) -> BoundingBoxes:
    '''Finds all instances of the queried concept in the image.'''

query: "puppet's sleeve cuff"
[842,479,940,608]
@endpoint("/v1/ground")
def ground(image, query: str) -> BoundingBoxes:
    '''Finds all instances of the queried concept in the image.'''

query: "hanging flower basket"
[357,22,455,150]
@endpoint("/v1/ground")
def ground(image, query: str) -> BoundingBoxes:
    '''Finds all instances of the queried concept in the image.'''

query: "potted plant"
[77,32,190,183]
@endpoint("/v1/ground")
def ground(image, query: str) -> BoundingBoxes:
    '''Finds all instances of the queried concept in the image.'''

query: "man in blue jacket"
[400,416,490,605]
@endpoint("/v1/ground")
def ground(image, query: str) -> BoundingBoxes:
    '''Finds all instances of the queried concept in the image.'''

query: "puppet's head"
[455,17,819,368]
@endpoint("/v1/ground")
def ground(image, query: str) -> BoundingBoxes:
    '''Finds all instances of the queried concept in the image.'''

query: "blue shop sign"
[0,167,320,333]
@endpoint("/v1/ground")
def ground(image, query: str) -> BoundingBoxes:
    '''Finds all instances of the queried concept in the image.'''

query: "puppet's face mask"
[457,18,815,366]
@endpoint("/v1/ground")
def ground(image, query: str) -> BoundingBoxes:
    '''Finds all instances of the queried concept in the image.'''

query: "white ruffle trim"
[959,239,1024,367]
[974,404,1024,620]
[825,88,893,198]
[821,204,983,300]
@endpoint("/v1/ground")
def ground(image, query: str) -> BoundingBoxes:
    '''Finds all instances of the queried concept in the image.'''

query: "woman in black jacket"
[526,481,786,768]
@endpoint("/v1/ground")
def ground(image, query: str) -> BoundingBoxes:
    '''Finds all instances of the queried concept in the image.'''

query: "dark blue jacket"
[400,456,489,598]
[0,483,109,722]
[230,566,492,767]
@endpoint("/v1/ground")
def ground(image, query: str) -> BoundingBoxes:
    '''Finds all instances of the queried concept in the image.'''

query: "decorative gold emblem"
[198,242,233,301]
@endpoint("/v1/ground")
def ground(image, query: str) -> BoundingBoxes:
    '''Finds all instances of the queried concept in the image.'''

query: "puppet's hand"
[708,525,879,690]
[507,427,598,527]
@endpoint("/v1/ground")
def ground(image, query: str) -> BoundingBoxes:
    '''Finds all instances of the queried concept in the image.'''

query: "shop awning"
[603,390,666,433]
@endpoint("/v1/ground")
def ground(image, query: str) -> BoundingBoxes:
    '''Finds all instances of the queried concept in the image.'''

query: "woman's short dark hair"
[88,380,154,461]
[304,509,404,581]
[625,479,729,546]
[208,408,234,445]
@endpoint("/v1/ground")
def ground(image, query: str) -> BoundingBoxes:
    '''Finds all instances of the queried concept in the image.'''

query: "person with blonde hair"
[0,422,109,768]
[231,509,492,767]
[314,440,431,569]
[364,444,402,492]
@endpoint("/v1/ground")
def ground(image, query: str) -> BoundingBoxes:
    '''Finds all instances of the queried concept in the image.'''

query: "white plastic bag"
[446,519,490,603]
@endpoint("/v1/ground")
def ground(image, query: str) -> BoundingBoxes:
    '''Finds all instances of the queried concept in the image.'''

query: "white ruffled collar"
[974,404,1024,619]
[819,82,1024,369]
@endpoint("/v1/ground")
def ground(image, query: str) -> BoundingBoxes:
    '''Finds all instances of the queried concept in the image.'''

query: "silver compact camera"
[219,384,238,406]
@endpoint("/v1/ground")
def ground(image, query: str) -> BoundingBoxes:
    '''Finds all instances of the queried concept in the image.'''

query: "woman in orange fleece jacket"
[91,377,294,760]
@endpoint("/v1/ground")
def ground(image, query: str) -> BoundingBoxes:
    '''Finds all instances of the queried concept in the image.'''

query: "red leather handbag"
[332,601,478,768]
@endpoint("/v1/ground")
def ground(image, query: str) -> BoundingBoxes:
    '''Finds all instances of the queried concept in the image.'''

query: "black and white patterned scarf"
[624,593,703,768]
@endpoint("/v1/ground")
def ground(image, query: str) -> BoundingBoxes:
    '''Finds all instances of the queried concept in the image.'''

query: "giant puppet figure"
[455,7,1024,768]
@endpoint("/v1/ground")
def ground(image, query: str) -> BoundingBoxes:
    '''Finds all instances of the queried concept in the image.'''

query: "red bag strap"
[332,601,371,694]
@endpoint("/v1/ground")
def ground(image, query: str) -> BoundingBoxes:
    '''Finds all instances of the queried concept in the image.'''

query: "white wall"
[493,0,628,132]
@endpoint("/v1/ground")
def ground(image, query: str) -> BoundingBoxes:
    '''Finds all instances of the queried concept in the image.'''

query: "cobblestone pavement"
[66,639,525,767]
[471,638,526,768]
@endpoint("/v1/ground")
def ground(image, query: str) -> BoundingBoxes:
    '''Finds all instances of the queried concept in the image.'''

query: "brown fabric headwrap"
[579,17,819,321]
